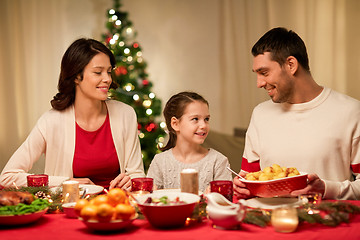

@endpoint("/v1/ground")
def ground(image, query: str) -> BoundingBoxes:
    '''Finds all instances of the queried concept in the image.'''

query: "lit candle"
[62,180,79,203]
[271,207,299,233]
[27,174,49,187]
[180,169,199,194]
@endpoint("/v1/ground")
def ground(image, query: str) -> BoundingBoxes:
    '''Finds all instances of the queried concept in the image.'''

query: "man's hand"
[291,173,325,197]
[233,171,252,199]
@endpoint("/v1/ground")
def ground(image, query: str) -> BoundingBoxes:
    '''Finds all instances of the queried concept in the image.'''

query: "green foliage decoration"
[102,0,166,171]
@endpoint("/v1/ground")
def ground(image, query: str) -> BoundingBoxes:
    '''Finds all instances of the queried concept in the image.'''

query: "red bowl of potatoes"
[240,172,308,198]
[240,165,308,198]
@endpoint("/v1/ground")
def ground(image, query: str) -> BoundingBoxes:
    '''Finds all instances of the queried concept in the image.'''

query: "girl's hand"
[233,172,251,199]
[109,173,131,191]
[70,178,95,185]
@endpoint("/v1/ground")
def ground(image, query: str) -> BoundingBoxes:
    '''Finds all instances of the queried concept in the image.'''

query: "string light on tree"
[103,0,166,171]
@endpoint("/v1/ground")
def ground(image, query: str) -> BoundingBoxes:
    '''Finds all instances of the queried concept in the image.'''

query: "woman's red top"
[73,114,120,189]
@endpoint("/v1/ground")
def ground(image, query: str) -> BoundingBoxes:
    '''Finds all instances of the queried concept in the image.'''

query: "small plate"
[79,214,137,231]
[244,197,301,210]
[0,209,47,226]
[51,184,104,195]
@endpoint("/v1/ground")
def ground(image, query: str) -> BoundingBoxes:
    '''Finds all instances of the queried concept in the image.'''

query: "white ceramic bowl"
[62,202,78,218]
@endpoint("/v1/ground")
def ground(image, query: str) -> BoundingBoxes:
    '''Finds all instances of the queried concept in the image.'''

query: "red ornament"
[137,123,142,130]
[133,43,139,48]
[115,66,128,76]
[145,122,157,132]
[106,37,112,44]
[142,79,149,86]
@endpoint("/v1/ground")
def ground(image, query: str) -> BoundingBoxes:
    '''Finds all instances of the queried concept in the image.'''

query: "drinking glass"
[210,180,233,202]
[27,174,49,187]
[131,177,153,193]
[299,192,322,214]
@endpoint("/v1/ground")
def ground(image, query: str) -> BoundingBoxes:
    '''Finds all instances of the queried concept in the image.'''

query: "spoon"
[226,167,247,181]
[127,192,140,205]
[80,188,88,199]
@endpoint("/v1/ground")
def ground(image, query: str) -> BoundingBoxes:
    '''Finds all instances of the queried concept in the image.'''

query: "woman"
[0,38,145,189]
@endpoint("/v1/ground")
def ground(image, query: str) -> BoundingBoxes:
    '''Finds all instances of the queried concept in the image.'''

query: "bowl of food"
[79,214,137,231]
[75,188,137,231]
[0,191,50,225]
[136,191,200,228]
[240,164,308,198]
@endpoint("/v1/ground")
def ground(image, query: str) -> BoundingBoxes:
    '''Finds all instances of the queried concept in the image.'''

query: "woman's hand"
[109,173,131,190]
[291,173,325,197]
[70,178,95,185]
[233,171,251,199]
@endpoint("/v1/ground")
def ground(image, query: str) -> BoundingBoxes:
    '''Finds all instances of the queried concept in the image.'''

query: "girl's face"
[172,101,210,146]
[75,52,112,102]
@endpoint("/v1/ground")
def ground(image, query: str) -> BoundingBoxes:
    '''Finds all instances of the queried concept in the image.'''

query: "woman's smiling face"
[75,52,113,102]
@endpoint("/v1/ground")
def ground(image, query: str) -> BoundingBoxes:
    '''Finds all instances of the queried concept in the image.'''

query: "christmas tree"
[102,0,166,171]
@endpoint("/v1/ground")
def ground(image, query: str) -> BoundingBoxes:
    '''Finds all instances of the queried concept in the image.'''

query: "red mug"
[131,177,153,193]
[210,180,233,202]
[27,174,49,187]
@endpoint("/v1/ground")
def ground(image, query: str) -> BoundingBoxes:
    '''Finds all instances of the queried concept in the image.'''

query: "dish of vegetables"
[143,196,187,206]
[0,191,50,226]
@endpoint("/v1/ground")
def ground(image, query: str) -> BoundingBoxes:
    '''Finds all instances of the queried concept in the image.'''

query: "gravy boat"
[205,192,247,230]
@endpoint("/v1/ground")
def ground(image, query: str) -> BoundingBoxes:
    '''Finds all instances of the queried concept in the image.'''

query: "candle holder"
[62,180,80,203]
[180,169,199,194]
[210,180,233,202]
[299,192,322,214]
[131,178,153,193]
[271,207,299,233]
[27,174,49,187]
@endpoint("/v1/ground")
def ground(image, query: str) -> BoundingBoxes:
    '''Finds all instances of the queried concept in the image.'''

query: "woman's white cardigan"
[0,100,145,187]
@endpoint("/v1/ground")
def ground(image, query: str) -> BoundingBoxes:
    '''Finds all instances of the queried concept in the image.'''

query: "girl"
[147,91,231,192]
[0,38,145,189]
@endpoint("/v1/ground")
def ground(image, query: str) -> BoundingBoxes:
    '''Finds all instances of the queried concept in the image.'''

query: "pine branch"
[243,209,271,227]
[242,201,360,228]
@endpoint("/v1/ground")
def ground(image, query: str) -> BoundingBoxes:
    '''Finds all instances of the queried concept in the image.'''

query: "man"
[233,27,360,200]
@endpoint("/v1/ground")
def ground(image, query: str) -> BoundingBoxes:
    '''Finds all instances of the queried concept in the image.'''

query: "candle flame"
[12,182,19,189]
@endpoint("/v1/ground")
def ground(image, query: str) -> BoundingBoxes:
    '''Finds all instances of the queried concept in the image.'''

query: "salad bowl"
[136,191,200,228]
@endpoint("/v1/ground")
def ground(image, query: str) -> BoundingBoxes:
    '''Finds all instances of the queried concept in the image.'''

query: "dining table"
[1,200,360,240]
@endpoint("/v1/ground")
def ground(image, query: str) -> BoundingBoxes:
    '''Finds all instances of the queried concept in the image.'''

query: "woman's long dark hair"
[160,91,208,151]
[51,38,116,110]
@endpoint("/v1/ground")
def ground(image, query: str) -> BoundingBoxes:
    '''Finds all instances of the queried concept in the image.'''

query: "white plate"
[50,184,104,195]
[153,188,203,195]
[244,197,301,210]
